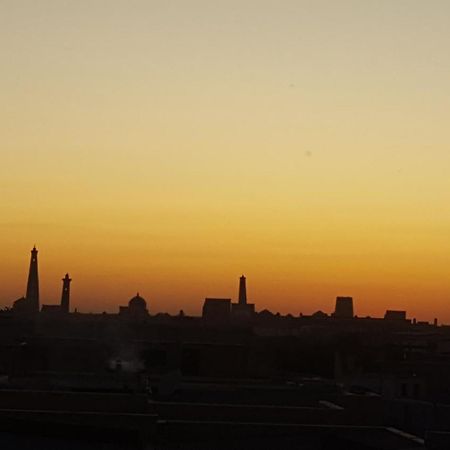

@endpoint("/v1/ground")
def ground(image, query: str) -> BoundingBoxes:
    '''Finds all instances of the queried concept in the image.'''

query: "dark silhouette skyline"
[4,247,440,327]
[2,2,450,447]
[0,246,449,449]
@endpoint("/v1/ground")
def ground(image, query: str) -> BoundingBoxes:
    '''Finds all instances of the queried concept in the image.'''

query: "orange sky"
[1,1,450,322]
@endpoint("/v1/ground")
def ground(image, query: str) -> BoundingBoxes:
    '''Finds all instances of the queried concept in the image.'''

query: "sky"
[1,1,450,321]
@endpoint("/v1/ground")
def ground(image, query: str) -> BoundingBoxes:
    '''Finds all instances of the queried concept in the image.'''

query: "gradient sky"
[1,1,450,321]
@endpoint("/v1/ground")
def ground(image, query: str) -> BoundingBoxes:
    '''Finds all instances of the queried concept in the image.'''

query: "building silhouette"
[384,310,407,321]
[202,298,231,323]
[12,246,40,314]
[60,273,71,313]
[42,273,72,314]
[239,275,247,304]
[333,296,354,318]
[231,275,255,320]
[119,293,149,318]
[202,276,255,323]
[26,246,39,312]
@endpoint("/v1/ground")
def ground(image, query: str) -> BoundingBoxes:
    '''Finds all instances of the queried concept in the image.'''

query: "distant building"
[119,293,149,319]
[202,298,231,323]
[40,304,62,314]
[41,273,72,315]
[60,273,71,313]
[231,275,255,321]
[238,275,247,304]
[258,309,275,320]
[333,297,354,318]
[12,246,40,314]
[384,310,407,321]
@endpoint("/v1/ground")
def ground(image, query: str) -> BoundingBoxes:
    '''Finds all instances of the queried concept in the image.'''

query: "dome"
[128,293,147,308]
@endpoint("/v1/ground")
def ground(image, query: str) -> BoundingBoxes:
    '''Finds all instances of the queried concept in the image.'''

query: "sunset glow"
[2,1,450,321]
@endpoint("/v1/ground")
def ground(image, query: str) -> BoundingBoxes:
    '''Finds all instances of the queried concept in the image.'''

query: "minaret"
[25,246,39,313]
[60,273,71,313]
[238,275,247,305]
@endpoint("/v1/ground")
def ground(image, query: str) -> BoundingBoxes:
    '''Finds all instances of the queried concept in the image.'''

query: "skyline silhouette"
[2,2,450,325]
[2,2,450,448]
[2,246,442,325]
[0,245,449,450]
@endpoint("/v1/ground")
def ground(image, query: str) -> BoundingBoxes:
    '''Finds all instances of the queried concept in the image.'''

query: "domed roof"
[128,293,147,308]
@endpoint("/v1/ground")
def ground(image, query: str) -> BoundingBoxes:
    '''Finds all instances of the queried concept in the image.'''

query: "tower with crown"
[60,273,72,313]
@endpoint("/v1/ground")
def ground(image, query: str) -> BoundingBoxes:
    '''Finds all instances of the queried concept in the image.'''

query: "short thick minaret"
[25,246,39,313]
[60,273,71,313]
[238,275,247,305]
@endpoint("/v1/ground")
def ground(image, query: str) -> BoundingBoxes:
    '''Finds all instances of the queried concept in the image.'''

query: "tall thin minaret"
[238,275,247,305]
[25,246,39,313]
[60,273,71,313]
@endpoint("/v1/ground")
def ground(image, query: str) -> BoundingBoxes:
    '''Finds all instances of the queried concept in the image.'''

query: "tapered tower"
[25,246,39,313]
[231,274,255,321]
[238,275,247,305]
[60,273,71,313]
